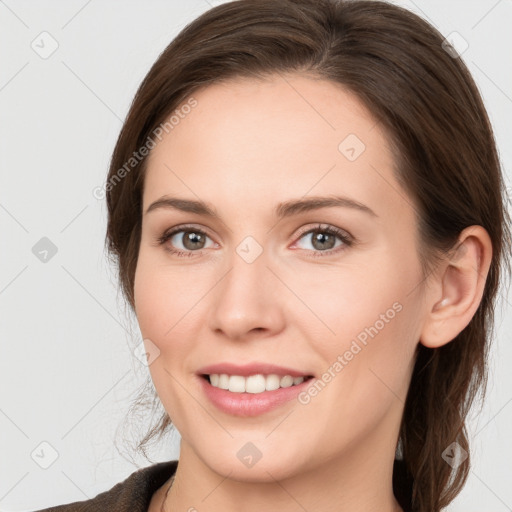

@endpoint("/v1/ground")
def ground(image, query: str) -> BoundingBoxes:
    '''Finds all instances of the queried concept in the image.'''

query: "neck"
[160,435,404,512]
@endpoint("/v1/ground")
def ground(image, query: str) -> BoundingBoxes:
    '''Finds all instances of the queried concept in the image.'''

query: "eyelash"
[156,223,353,259]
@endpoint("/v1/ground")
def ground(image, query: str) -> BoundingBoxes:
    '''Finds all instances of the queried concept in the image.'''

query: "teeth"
[207,373,307,393]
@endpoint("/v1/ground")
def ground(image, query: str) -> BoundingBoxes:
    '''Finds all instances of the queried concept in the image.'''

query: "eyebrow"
[145,194,377,218]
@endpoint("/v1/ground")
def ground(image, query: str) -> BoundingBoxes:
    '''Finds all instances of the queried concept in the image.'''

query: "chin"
[194,437,309,483]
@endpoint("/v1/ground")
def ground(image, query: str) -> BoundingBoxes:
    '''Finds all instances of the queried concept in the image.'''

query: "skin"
[134,73,492,512]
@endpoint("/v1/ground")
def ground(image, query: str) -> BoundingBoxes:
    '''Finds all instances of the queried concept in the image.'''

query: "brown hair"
[105,1,511,510]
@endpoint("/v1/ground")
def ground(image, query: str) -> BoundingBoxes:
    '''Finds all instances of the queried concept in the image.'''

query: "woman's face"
[134,74,428,481]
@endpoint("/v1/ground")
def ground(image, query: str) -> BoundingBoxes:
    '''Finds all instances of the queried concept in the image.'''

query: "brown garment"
[31,458,413,511]
[31,460,178,512]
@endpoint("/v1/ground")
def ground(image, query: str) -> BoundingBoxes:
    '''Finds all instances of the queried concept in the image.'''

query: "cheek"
[295,253,419,393]
[134,244,192,327]
[133,252,180,343]
[133,252,211,361]
[133,257,197,423]
[286,258,406,349]
[133,265,165,338]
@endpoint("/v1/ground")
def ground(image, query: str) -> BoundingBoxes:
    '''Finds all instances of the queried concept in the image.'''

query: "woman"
[32,0,510,511]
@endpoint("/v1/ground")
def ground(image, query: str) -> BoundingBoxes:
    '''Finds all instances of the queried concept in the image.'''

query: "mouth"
[199,373,315,393]
[197,372,316,417]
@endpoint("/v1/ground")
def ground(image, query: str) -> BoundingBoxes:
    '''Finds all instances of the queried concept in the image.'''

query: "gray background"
[1,1,511,510]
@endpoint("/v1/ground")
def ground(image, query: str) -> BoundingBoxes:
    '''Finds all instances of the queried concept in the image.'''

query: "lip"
[196,362,314,378]
[198,373,314,417]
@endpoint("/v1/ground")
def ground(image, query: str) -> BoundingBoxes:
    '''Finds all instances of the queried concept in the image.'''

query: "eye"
[156,224,216,257]
[292,223,353,257]
[156,223,353,258]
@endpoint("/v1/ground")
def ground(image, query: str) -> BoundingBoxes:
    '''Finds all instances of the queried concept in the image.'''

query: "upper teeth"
[208,374,306,393]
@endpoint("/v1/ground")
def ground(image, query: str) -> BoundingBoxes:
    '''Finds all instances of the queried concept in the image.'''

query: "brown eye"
[177,230,207,250]
[293,224,353,257]
[309,230,338,251]
[157,225,215,257]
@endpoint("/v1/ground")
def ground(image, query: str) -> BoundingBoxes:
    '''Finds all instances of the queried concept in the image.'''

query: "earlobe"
[419,226,492,349]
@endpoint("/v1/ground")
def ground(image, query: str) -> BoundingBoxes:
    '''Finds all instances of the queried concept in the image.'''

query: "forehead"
[143,73,408,222]
[148,73,380,163]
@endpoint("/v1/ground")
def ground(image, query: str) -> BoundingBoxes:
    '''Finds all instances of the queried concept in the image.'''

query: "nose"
[207,242,286,341]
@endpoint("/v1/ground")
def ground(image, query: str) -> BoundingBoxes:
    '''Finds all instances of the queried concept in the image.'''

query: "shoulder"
[30,460,178,512]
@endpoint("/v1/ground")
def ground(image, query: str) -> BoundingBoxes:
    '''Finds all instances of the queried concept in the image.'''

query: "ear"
[420,225,493,348]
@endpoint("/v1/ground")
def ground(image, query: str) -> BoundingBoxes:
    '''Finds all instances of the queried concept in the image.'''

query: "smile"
[198,373,315,417]
[205,373,311,393]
